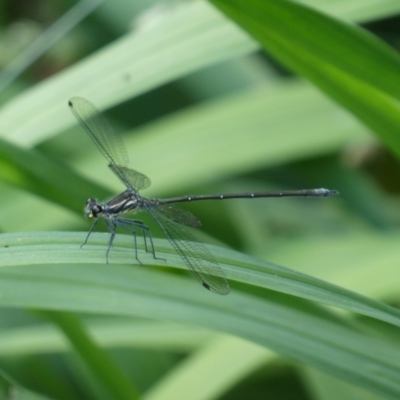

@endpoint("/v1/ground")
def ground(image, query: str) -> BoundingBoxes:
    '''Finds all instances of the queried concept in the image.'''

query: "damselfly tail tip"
[327,189,340,196]
[313,188,340,197]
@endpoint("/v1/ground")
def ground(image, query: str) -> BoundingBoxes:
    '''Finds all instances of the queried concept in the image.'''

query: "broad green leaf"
[208,0,400,157]
[0,231,400,397]
[0,1,257,146]
[302,0,400,22]
[1,0,400,151]
[43,311,139,400]
[0,319,268,400]
[144,336,273,400]
[0,320,218,356]
[302,367,388,400]
[0,231,398,327]
[263,231,400,302]
[0,137,111,214]
[209,0,400,99]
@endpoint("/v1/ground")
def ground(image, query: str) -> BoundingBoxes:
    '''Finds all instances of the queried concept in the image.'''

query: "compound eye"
[86,198,96,207]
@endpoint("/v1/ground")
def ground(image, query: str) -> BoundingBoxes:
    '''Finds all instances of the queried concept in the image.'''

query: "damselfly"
[69,97,339,295]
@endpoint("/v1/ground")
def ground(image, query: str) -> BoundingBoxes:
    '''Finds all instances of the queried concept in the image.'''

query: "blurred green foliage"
[1,1,400,399]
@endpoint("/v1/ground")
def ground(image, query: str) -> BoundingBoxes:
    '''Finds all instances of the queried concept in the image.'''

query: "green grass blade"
[0,0,104,93]
[209,0,400,99]
[263,231,400,302]
[0,137,111,214]
[1,231,400,397]
[43,311,139,400]
[144,336,273,400]
[208,0,400,157]
[302,0,400,22]
[0,320,216,356]
[0,231,399,328]
[0,264,400,398]
[0,1,257,146]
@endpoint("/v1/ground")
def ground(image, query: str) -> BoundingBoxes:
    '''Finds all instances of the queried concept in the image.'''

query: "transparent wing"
[109,165,151,191]
[146,206,230,295]
[69,97,138,190]
[156,204,201,227]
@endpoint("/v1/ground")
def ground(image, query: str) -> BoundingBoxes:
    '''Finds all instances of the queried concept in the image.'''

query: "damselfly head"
[85,198,103,218]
